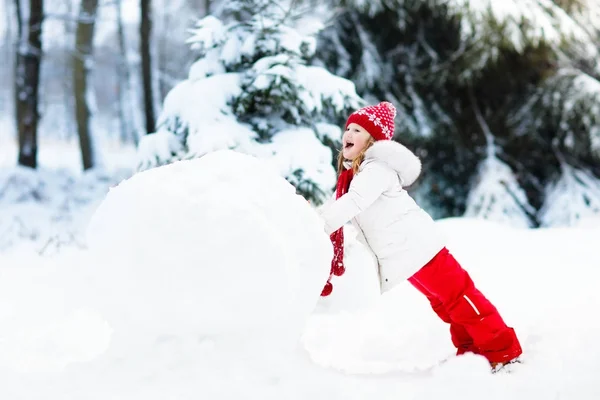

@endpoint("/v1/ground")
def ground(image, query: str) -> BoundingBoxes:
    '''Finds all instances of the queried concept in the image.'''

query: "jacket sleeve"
[318,162,395,235]
[316,191,336,211]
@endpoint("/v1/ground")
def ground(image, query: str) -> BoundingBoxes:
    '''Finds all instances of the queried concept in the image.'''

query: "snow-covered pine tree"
[538,160,600,227]
[464,88,535,228]
[313,0,600,225]
[511,68,600,169]
[136,0,363,204]
[510,67,600,224]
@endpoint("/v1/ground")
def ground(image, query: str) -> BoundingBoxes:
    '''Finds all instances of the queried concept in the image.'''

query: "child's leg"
[410,248,522,365]
[408,276,477,355]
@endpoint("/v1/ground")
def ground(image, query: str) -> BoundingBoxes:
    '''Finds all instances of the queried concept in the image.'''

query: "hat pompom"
[381,101,396,118]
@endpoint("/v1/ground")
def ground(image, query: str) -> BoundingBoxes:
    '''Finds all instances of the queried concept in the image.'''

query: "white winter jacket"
[318,140,447,293]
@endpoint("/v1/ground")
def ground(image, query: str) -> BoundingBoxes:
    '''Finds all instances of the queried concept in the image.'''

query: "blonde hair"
[336,136,375,176]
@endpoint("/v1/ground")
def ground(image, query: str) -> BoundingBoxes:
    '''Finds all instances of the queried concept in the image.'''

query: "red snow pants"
[408,247,522,364]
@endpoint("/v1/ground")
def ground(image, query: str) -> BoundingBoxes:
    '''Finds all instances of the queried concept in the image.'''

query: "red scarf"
[321,168,354,296]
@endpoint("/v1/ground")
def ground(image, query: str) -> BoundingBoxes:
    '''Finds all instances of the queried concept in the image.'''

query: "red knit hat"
[345,101,396,141]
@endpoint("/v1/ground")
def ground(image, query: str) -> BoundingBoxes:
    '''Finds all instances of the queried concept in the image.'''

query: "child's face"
[342,123,372,160]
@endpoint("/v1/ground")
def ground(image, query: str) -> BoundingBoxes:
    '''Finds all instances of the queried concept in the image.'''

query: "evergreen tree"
[136,0,363,204]
[538,159,600,227]
[464,88,535,228]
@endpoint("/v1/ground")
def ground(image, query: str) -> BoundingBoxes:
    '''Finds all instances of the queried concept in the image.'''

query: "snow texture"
[1,147,600,398]
[0,210,599,398]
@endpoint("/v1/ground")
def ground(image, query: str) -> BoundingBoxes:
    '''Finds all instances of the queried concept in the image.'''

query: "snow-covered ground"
[0,137,136,254]
[1,145,599,399]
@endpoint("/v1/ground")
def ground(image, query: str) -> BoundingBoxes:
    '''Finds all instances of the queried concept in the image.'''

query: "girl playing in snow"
[317,101,522,370]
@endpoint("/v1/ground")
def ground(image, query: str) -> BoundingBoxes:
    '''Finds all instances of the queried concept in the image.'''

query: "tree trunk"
[62,0,75,141]
[73,0,99,170]
[4,0,16,137]
[13,0,23,144]
[15,0,43,169]
[204,0,211,15]
[14,0,23,33]
[115,0,130,143]
[157,1,170,101]
[116,0,143,145]
[141,0,156,134]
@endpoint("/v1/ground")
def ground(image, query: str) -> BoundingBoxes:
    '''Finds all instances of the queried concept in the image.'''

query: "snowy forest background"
[2,0,600,254]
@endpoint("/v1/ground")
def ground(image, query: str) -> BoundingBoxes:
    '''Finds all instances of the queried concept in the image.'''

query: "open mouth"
[344,142,354,150]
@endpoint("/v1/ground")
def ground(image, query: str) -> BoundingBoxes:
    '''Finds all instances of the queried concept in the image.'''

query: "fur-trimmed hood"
[363,140,422,187]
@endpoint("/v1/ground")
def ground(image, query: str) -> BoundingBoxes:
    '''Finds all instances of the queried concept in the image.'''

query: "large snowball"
[86,150,332,350]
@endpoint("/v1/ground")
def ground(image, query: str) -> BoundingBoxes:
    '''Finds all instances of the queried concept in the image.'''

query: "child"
[317,101,522,370]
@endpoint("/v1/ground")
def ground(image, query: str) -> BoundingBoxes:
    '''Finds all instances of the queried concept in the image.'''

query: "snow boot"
[491,357,522,373]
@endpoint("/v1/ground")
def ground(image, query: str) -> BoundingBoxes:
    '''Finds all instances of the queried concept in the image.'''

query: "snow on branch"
[328,0,408,17]
[567,0,600,42]
[452,0,595,49]
[340,0,598,59]
[539,161,600,227]
[186,16,228,56]
[445,0,600,80]
[510,68,600,161]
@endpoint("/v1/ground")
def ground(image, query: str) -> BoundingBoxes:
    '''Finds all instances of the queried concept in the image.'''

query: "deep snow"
[0,138,135,254]
[0,150,599,399]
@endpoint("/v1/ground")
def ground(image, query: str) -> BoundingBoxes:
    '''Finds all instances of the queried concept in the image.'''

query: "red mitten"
[321,280,333,296]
